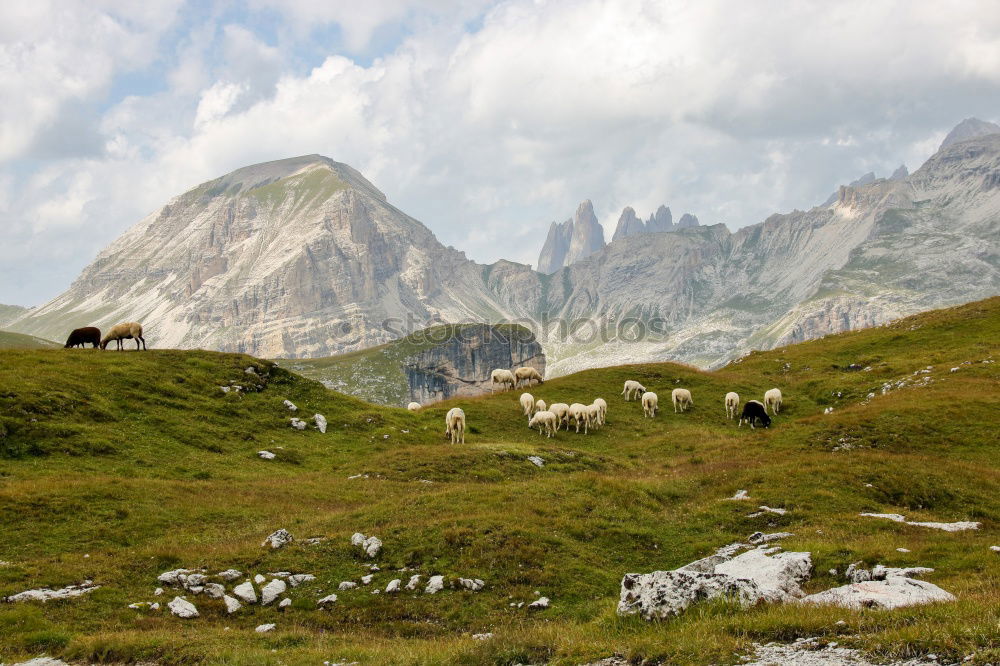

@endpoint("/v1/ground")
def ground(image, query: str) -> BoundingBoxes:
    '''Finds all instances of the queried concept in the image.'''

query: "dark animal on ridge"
[101,322,146,351]
[65,327,101,349]
[739,400,772,429]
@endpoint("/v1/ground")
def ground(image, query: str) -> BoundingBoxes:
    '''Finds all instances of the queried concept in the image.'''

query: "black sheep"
[739,400,772,429]
[64,326,101,349]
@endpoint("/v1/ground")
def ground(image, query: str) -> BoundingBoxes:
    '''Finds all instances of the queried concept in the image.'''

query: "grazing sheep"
[739,400,771,429]
[622,380,646,401]
[407,402,422,413]
[514,367,544,388]
[490,369,516,393]
[725,392,740,420]
[527,410,557,438]
[585,403,602,429]
[593,398,607,425]
[641,391,659,418]
[764,388,783,415]
[568,403,590,433]
[64,327,101,349]
[548,403,570,430]
[444,407,466,444]
[100,322,146,351]
[671,388,693,412]
[519,392,535,416]
[535,399,547,413]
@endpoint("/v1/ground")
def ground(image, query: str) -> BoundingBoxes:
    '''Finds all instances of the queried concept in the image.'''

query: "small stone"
[283,400,297,412]
[157,568,192,586]
[362,536,382,558]
[221,595,241,614]
[351,532,366,546]
[990,545,1000,553]
[405,574,422,590]
[262,528,293,549]
[203,583,225,599]
[288,574,316,587]
[896,547,910,553]
[261,579,287,605]
[361,574,374,585]
[254,574,266,584]
[218,569,242,581]
[314,413,328,433]
[527,456,545,467]
[385,579,401,593]
[425,575,445,594]
[528,596,550,610]
[317,593,338,607]
[232,581,257,604]
[184,573,207,589]
[472,633,494,640]
[245,366,257,375]
[150,602,160,610]
[728,490,750,500]
[278,597,292,610]
[338,581,358,590]
[290,418,306,430]
[167,596,199,618]
[220,386,231,393]
[258,450,276,460]
[255,623,276,633]
[154,587,163,596]
[458,578,485,591]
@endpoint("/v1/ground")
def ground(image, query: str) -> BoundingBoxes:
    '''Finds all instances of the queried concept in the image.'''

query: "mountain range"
[7,119,1000,376]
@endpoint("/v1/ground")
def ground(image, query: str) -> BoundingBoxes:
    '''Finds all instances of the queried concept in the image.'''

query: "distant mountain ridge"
[9,119,1000,376]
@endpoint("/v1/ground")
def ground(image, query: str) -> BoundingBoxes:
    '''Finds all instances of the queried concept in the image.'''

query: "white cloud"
[2,0,1000,305]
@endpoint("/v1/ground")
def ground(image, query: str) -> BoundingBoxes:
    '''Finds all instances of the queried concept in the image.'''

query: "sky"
[1,0,999,306]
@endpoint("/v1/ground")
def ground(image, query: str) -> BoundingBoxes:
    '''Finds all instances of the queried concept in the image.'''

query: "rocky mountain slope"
[285,323,544,406]
[0,304,27,328]
[8,121,1000,376]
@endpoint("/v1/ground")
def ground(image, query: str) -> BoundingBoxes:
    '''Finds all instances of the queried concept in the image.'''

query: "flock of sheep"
[406,366,785,445]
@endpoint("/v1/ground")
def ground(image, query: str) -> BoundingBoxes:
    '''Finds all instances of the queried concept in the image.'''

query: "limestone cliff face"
[403,324,545,404]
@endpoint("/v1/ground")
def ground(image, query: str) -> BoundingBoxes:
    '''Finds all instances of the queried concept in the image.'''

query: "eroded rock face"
[618,547,812,619]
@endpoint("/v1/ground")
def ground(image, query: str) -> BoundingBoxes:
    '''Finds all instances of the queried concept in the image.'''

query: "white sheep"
[527,410,557,438]
[519,392,535,416]
[622,380,646,401]
[672,388,693,412]
[593,397,607,425]
[444,407,466,444]
[641,391,658,418]
[100,321,146,351]
[764,388,783,415]
[724,392,740,420]
[407,402,422,413]
[490,369,516,393]
[514,367,544,388]
[535,399,547,413]
[568,403,589,433]
[548,403,570,430]
[585,403,602,429]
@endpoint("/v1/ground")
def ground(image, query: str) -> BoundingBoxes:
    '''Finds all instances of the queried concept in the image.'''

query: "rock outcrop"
[611,206,645,241]
[939,116,1000,150]
[536,200,606,273]
[536,219,574,274]
[618,545,812,619]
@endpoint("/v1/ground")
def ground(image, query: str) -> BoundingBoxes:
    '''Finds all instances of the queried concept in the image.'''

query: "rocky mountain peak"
[612,206,645,241]
[890,164,909,180]
[676,213,700,229]
[565,199,606,266]
[537,219,574,274]
[646,205,673,232]
[939,117,1000,151]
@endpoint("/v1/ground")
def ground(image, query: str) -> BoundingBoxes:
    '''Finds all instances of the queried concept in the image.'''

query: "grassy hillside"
[0,305,28,328]
[0,298,997,665]
[284,323,534,406]
[0,330,60,350]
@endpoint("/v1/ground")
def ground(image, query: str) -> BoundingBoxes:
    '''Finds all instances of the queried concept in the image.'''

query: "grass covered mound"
[0,330,60,350]
[0,298,997,665]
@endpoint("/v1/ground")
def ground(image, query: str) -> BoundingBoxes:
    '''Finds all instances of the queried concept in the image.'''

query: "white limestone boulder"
[167,596,199,618]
